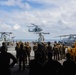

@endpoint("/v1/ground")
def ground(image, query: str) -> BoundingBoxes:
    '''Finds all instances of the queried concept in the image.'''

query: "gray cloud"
[0,0,76,39]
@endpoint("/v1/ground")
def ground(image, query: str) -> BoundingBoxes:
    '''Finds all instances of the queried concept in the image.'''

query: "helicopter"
[27,23,42,32]
[57,34,76,46]
[0,32,15,46]
[27,23,50,43]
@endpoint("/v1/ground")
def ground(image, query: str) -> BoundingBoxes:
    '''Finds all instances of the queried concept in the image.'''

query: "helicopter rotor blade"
[41,32,50,34]
[31,23,38,27]
[56,34,76,38]
[31,23,36,26]
[35,32,50,34]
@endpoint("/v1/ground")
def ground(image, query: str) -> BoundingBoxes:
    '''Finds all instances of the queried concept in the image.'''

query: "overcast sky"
[0,0,76,40]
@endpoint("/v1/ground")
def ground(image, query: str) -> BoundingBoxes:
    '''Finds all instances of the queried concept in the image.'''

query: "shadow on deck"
[11,64,29,75]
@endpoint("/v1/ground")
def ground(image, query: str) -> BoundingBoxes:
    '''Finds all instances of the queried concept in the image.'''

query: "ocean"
[14,39,60,43]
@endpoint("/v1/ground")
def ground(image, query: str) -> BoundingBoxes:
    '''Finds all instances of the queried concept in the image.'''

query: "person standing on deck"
[15,42,20,62]
[43,52,63,75]
[18,43,27,71]
[46,42,53,55]
[0,42,8,52]
[26,42,31,63]
[63,53,76,75]
[33,43,38,58]
[29,52,44,75]
[0,42,17,75]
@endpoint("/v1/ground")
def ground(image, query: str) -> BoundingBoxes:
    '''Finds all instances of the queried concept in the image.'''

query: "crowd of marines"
[14,41,68,70]
[0,41,76,75]
[15,42,62,60]
[14,40,76,71]
[34,41,76,62]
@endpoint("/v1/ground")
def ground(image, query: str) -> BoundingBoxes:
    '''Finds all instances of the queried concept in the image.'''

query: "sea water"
[14,39,60,43]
